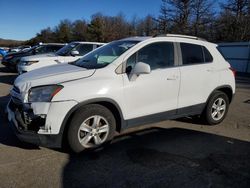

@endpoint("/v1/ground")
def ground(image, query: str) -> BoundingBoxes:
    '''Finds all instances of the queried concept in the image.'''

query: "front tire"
[67,104,116,153]
[202,91,229,125]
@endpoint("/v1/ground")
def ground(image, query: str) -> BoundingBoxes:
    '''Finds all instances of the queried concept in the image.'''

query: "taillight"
[229,67,236,77]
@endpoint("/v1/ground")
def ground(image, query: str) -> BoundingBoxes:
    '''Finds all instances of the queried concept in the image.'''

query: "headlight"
[22,60,39,66]
[5,55,13,60]
[28,85,63,102]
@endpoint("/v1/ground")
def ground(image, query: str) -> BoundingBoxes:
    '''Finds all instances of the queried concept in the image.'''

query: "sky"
[0,0,164,40]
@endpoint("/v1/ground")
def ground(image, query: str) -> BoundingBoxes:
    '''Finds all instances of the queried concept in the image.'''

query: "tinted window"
[76,44,94,56]
[181,43,204,65]
[34,46,47,54]
[126,42,174,72]
[46,45,64,53]
[56,43,78,56]
[203,46,213,62]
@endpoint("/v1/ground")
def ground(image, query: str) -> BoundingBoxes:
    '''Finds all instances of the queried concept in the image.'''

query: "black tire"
[67,104,116,153]
[202,91,229,125]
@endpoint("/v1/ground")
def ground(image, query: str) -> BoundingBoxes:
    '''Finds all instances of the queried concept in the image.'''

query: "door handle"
[167,75,178,80]
[167,77,176,80]
[207,68,215,72]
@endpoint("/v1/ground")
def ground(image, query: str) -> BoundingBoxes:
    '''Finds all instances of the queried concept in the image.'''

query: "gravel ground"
[0,63,249,188]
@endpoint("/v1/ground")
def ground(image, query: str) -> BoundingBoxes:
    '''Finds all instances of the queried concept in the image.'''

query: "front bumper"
[1,60,16,70]
[7,103,62,147]
[6,98,78,148]
[17,64,28,74]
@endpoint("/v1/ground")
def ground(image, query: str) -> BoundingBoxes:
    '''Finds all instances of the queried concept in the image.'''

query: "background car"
[1,43,65,71]
[18,42,105,74]
[8,45,31,53]
[0,48,7,59]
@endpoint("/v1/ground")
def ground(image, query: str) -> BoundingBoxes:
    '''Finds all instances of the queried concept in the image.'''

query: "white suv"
[17,42,104,74]
[7,35,235,152]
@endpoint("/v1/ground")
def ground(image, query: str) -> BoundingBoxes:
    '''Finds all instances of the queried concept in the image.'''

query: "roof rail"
[155,34,207,41]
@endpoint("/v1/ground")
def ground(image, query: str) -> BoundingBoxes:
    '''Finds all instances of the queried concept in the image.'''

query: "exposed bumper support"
[6,99,78,148]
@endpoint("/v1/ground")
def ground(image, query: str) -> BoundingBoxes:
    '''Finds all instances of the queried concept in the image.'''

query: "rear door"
[178,43,219,109]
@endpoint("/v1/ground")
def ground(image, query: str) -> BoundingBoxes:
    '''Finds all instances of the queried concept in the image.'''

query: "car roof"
[71,41,106,45]
[40,43,65,46]
[119,36,152,42]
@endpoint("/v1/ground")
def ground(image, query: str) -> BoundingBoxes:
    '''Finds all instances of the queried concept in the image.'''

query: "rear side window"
[180,43,213,65]
[203,46,213,62]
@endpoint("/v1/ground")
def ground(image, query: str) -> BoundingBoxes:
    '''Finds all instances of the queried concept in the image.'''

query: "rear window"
[180,43,213,65]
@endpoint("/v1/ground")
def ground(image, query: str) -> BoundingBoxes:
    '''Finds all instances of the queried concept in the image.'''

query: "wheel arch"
[206,85,234,105]
[60,98,125,146]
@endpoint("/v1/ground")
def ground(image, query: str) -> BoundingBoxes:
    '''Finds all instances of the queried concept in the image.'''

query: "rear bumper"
[6,101,62,148]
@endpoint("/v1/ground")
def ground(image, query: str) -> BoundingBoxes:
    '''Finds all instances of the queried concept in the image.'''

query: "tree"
[158,0,193,34]
[87,13,104,42]
[157,0,170,34]
[136,15,158,36]
[37,27,55,42]
[72,19,88,41]
[216,0,249,41]
[55,19,73,43]
[191,0,215,37]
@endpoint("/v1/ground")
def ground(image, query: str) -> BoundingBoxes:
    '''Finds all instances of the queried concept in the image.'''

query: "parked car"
[6,34,235,153]
[8,45,31,53]
[2,43,65,71]
[17,42,105,74]
[0,48,7,58]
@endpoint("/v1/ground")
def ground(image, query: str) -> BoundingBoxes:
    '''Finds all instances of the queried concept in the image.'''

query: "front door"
[122,42,181,122]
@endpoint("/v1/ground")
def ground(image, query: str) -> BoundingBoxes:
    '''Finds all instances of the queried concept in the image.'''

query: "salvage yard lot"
[0,63,249,188]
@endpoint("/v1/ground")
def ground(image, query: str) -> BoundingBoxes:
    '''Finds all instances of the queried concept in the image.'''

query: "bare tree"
[157,0,170,34]
[217,0,249,41]
[191,0,215,37]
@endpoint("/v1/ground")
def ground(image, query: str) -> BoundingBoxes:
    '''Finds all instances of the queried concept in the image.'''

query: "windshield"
[56,43,78,56]
[26,45,38,53]
[73,40,139,69]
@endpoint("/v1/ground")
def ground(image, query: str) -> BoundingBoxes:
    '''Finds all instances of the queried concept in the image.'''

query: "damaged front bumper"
[6,97,78,148]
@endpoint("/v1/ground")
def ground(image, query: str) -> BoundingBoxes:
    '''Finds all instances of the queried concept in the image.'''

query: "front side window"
[181,43,213,65]
[56,43,78,56]
[34,45,47,54]
[73,40,139,69]
[75,44,94,56]
[46,45,64,53]
[126,42,175,73]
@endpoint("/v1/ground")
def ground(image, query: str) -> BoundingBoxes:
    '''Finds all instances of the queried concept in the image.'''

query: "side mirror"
[71,50,79,56]
[133,62,151,75]
[33,50,38,55]
[129,62,151,81]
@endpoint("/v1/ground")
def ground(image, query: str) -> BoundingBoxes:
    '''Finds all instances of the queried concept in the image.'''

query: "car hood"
[5,51,28,57]
[21,53,57,61]
[14,63,95,98]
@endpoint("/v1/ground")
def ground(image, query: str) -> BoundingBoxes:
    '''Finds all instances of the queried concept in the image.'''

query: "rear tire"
[67,104,116,153]
[202,91,229,125]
